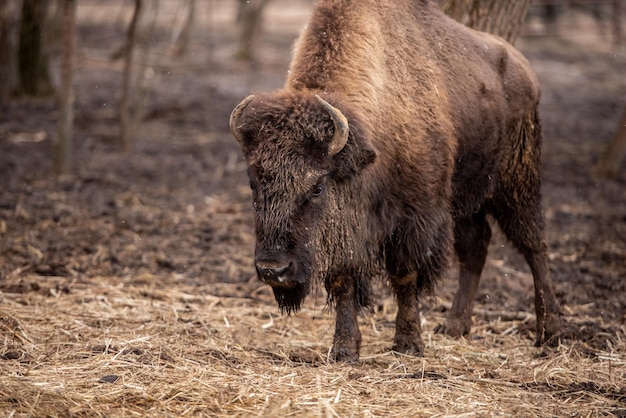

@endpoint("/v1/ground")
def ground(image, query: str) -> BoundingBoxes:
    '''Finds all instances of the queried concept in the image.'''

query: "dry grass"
[1,273,624,417]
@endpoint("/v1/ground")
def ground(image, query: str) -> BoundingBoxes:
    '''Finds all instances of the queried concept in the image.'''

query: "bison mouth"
[255,259,312,314]
[271,282,310,314]
[256,261,296,287]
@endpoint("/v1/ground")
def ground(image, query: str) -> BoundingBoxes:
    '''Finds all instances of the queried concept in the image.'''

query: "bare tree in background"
[18,0,53,96]
[118,0,158,151]
[170,0,195,57]
[119,0,142,151]
[120,0,143,151]
[439,0,532,43]
[595,108,626,178]
[236,0,271,61]
[0,1,19,100]
[55,0,76,175]
[596,0,625,177]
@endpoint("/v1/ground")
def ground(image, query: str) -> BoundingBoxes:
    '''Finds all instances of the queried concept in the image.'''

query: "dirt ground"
[1,1,625,416]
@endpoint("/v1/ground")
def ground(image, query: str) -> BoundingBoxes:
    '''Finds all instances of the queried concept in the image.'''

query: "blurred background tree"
[439,0,532,43]
[55,0,76,175]
[18,0,53,96]
[0,1,19,100]
[595,108,626,178]
[119,0,144,151]
[236,0,271,61]
[170,0,196,57]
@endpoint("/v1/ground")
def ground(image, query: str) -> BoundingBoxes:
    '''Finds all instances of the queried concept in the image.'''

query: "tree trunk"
[0,1,19,100]
[118,0,158,151]
[612,0,622,45]
[595,107,626,179]
[170,0,195,57]
[236,0,271,61]
[18,0,53,96]
[439,0,532,44]
[55,0,76,175]
[119,0,142,151]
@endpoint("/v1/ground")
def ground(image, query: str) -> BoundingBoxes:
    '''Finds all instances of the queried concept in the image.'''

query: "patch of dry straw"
[1,273,624,417]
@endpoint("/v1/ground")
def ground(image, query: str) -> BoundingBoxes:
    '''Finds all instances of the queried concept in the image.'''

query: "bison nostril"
[255,262,291,281]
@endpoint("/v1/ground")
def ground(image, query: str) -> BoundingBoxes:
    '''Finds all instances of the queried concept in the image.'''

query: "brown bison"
[229,0,562,362]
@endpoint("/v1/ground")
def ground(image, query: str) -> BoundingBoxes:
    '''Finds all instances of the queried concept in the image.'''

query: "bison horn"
[315,94,349,157]
[230,95,255,146]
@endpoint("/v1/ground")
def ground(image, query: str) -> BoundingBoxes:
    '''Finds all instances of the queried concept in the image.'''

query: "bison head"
[230,92,377,312]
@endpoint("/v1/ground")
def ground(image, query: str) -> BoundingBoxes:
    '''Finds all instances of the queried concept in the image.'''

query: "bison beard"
[229,0,563,362]
[272,283,309,315]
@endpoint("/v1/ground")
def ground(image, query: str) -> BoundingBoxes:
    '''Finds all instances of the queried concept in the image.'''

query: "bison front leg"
[390,275,424,356]
[329,277,361,362]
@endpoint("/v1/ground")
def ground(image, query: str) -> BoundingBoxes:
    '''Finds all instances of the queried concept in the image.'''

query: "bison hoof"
[435,317,472,338]
[535,313,565,347]
[391,335,424,357]
[391,339,424,357]
[330,346,359,363]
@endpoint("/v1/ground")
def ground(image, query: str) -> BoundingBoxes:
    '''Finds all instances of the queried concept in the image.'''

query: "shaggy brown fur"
[230,0,562,362]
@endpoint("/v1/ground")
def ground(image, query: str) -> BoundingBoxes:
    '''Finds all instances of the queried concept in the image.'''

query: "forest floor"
[1,1,625,416]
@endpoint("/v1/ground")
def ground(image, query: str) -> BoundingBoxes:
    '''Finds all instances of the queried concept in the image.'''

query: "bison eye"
[311,182,325,198]
[307,176,329,202]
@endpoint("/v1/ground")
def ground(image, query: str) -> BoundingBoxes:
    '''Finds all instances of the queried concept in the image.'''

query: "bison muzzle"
[230,0,563,362]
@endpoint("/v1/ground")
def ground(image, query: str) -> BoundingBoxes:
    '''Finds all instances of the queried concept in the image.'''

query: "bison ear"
[333,129,377,180]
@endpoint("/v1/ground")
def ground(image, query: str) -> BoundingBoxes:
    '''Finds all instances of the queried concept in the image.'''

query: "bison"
[229,0,563,362]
